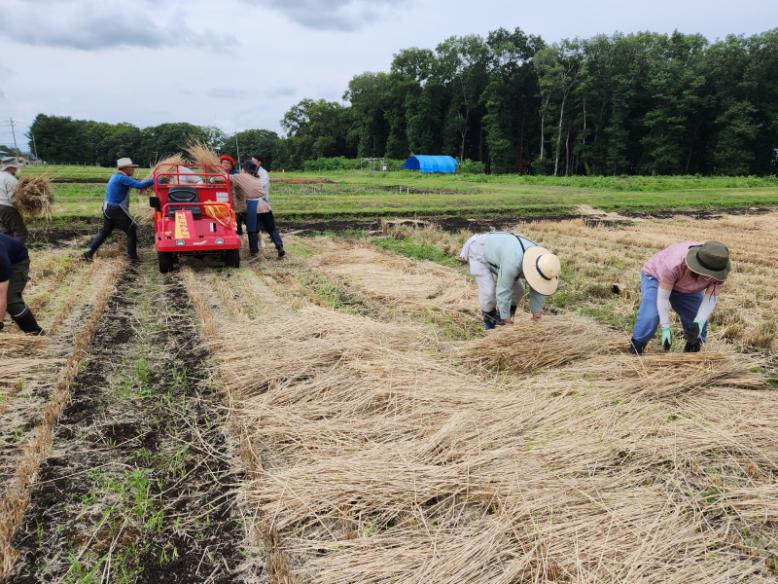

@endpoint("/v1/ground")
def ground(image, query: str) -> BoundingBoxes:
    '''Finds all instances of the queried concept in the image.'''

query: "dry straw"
[14,177,53,218]
[462,313,625,373]
[182,234,778,583]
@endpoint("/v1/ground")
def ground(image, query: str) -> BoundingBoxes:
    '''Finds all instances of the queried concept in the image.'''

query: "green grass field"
[24,165,778,221]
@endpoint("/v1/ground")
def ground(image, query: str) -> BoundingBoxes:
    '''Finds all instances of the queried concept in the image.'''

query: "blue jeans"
[245,199,259,232]
[631,273,708,345]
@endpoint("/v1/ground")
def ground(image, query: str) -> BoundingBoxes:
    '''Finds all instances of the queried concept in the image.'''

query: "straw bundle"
[14,177,53,217]
[184,140,225,175]
[146,153,185,180]
[461,313,625,374]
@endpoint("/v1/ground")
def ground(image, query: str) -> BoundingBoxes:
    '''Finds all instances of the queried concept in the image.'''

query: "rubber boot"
[510,305,517,317]
[483,310,499,330]
[684,340,702,353]
[277,246,286,259]
[630,339,646,355]
[12,306,45,336]
[247,232,259,256]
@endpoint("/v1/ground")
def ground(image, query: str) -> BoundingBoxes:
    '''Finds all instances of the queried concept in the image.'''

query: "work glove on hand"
[661,326,673,351]
[686,320,705,342]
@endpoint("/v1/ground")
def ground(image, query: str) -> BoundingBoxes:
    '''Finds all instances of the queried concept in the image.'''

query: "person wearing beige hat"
[630,241,731,355]
[459,232,561,330]
[83,158,153,262]
[0,157,29,243]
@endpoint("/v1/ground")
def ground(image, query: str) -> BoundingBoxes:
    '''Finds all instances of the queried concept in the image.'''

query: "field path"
[2,256,261,583]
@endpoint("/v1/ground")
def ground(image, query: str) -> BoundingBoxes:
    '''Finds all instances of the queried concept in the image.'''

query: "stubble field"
[1,169,777,582]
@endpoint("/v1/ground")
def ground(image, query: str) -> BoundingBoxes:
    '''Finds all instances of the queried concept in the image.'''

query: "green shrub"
[459,159,485,174]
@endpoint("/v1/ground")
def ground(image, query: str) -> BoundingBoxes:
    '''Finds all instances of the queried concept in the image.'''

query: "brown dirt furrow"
[5,263,253,583]
[0,259,124,578]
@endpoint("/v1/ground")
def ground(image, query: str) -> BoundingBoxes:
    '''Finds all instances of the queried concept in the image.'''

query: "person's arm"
[118,175,154,190]
[0,280,8,325]
[657,280,673,349]
[528,288,546,320]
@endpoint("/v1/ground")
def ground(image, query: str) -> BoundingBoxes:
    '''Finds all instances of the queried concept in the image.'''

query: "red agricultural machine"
[149,164,241,274]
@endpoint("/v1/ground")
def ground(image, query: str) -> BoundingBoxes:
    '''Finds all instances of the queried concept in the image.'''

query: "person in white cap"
[83,158,152,262]
[459,232,561,329]
[0,158,28,243]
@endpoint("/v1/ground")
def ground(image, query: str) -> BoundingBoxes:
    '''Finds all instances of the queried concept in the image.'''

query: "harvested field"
[2,210,778,582]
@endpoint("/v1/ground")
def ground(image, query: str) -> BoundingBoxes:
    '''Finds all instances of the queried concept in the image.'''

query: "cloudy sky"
[1,0,776,149]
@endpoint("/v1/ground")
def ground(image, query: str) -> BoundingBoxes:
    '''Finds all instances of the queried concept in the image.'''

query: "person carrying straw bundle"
[630,241,731,355]
[459,232,561,330]
[0,232,44,335]
[0,158,28,243]
[83,157,153,263]
[232,161,285,258]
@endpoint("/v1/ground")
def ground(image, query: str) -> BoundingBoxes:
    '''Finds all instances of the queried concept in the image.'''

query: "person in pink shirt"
[630,241,731,355]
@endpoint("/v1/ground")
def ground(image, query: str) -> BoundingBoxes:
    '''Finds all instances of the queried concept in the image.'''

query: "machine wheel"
[158,252,175,274]
[225,249,240,269]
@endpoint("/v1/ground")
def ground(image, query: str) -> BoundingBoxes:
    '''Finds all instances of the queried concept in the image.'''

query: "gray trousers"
[0,205,28,244]
[7,258,30,317]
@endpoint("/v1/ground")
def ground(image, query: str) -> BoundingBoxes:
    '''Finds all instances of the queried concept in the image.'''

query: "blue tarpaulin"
[403,155,459,174]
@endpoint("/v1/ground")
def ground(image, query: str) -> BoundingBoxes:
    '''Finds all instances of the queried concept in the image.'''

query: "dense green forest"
[28,28,778,175]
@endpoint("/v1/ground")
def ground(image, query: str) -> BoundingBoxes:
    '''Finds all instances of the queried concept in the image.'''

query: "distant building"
[403,155,459,174]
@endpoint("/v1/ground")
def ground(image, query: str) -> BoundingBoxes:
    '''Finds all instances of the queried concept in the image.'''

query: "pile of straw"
[462,313,625,373]
[14,177,53,217]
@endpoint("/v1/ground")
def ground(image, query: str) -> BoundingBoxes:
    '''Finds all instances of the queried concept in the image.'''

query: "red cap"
[219,154,237,167]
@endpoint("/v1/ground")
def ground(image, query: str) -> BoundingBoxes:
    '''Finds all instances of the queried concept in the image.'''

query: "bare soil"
[7,264,253,582]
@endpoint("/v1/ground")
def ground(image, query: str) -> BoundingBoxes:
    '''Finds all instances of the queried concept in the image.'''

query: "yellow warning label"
[174,211,191,239]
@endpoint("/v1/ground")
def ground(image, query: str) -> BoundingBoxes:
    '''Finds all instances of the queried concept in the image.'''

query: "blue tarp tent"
[403,155,459,174]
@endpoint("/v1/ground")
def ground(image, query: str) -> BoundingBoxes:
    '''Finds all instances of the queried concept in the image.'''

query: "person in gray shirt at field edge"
[460,232,561,330]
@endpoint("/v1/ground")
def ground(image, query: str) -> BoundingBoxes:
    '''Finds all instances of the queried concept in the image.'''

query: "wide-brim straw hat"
[523,246,561,296]
[116,157,139,169]
[686,241,731,281]
[1,157,23,172]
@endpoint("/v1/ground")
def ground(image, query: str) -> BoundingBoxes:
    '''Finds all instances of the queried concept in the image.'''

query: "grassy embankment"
[23,165,778,223]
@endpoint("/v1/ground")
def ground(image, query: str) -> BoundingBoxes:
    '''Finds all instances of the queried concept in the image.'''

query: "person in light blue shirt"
[84,157,153,262]
[460,232,561,330]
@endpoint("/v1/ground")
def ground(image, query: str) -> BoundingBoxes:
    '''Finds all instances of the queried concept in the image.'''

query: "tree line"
[28,114,282,169]
[29,28,778,175]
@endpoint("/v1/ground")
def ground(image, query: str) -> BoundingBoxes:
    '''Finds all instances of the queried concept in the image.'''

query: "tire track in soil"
[7,265,251,582]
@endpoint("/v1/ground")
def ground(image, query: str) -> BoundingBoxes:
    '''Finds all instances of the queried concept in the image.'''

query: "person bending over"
[460,232,560,330]
[630,241,730,354]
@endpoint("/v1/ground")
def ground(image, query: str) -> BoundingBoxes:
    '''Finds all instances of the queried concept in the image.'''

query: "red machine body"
[150,164,241,273]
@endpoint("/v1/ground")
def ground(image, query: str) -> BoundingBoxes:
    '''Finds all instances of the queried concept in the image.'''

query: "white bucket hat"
[523,246,561,296]
[116,157,139,169]
[1,157,24,172]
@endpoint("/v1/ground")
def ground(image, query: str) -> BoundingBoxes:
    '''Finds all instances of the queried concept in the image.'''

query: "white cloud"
[0,0,235,50]
[243,0,405,31]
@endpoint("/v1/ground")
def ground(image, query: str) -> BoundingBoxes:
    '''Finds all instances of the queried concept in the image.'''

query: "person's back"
[0,232,28,272]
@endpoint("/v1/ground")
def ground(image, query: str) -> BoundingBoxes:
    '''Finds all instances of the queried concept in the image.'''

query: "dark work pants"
[258,212,283,250]
[0,205,29,244]
[7,258,30,317]
[87,205,138,259]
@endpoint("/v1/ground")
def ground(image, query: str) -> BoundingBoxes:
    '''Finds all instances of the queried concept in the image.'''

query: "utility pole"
[30,131,38,160]
[9,118,18,151]
[234,132,241,166]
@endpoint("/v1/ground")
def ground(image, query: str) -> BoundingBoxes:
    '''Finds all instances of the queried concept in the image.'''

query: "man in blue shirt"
[0,233,44,334]
[84,157,153,262]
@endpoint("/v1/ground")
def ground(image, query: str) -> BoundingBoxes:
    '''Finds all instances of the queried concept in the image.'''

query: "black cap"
[242,161,258,175]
